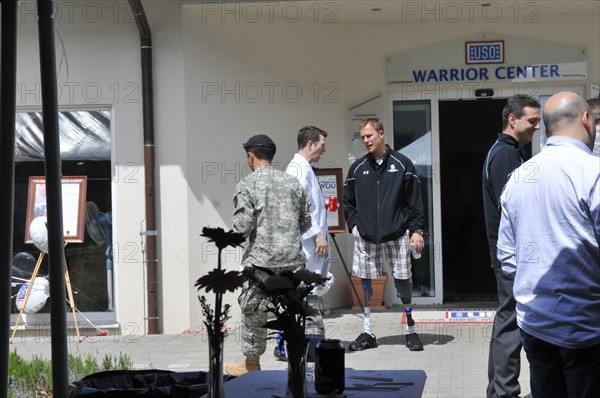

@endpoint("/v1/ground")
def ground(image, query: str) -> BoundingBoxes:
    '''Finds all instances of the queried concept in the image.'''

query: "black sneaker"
[349,332,378,351]
[405,333,424,351]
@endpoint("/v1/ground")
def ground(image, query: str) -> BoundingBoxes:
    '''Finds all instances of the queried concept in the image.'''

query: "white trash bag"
[16,277,50,314]
[29,216,49,253]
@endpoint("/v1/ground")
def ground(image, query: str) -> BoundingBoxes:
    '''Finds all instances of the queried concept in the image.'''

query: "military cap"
[242,134,276,153]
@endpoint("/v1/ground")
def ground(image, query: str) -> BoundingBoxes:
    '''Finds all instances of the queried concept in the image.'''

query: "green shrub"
[8,350,133,398]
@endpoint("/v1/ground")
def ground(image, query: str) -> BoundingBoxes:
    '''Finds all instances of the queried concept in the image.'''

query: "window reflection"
[11,111,113,317]
[393,101,435,297]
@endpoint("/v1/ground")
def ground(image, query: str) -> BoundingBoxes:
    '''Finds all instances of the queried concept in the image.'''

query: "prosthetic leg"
[348,279,378,351]
[394,278,424,351]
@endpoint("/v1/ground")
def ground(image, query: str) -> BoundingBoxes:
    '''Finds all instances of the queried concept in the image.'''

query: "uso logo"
[465,40,504,64]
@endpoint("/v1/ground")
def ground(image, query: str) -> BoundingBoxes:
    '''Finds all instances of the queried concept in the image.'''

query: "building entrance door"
[390,84,585,304]
[439,98,507,301]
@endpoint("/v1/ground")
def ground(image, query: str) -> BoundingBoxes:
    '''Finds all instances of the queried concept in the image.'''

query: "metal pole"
[37,1,69,396]
[329,233,364,312]
[0,1,19,396]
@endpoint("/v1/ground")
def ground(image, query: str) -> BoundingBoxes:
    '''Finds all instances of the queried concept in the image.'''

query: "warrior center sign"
[25,176,88,243]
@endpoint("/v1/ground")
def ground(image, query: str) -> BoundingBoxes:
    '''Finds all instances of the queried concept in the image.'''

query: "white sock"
[406,325,415,334]
[363,316,372,335]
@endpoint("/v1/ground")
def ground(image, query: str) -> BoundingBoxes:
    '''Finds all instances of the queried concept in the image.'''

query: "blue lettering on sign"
[448,311,495,318]
[321,182,336,189]
[412,67,489,82]
[411,64,560,82]
[495,64,560,80]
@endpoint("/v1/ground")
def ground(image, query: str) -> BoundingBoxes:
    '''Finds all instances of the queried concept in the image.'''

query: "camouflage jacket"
[233,166,311,269]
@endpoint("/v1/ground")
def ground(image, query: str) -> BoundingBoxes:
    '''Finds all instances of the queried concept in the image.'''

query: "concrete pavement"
[10,305,532,398]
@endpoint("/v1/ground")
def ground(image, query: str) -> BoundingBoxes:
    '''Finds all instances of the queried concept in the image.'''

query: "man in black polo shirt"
[482,95,540,398]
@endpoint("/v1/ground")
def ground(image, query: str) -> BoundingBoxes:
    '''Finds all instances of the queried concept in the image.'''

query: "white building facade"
[9,1,600,334]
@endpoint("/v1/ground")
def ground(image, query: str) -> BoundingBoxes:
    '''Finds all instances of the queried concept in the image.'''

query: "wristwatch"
[412,229,424,236]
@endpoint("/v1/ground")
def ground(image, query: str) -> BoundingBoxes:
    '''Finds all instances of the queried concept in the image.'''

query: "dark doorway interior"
[439,98,506,302]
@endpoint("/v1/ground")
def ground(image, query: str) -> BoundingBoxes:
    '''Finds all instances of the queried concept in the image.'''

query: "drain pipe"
[128,0,160,335]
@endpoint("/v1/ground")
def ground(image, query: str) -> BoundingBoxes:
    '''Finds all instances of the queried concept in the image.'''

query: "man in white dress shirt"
[270,126,330,361]
[286,126,330,278]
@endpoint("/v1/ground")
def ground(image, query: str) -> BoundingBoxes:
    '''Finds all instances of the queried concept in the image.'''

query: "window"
[11,110,114,317]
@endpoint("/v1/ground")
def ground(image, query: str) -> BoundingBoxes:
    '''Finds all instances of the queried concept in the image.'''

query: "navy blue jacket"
[343,146,424,244]
[482,133,528,268]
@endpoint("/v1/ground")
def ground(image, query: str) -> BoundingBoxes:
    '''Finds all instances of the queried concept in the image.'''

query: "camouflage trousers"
[239,266,298,357]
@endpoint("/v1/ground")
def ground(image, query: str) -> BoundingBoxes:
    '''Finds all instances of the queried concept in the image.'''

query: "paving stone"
[10,305,531,397]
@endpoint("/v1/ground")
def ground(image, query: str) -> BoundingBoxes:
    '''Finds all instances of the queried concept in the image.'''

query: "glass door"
[438,98,506,301]
[388,98,440,304]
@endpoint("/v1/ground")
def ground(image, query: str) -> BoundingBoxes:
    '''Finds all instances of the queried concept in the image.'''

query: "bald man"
[497,92,600,398]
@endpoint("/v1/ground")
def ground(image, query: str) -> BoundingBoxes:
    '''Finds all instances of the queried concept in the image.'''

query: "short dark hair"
[502,95,541,130]
[297,126,327,150]
[359,117,384,132]
[248,146,275,162]
[587,97,600,124]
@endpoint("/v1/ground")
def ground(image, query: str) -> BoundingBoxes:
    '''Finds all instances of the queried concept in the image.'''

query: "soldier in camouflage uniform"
[225,134,311,377]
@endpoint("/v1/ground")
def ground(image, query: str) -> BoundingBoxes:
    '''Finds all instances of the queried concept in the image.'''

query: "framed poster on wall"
[24,176,88,243]
[314,168,346,233]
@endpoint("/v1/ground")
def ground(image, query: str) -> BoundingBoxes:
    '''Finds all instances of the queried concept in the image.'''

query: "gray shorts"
[352,228,412,280]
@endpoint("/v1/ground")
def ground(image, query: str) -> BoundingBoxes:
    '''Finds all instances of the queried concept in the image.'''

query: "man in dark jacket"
[482,95,540,398]
[343,117,425,352]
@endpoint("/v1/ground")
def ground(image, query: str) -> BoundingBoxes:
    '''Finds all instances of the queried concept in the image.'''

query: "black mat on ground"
[70,369,233,397]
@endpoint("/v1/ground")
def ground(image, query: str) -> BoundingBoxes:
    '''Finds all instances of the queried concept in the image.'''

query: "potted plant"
[350,273,388,311]
[195,227,246,398]
[245,265,328,398]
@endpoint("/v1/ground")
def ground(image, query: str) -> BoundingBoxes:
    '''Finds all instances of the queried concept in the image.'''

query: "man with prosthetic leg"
[351,245,423,351]
[343,117,425,352]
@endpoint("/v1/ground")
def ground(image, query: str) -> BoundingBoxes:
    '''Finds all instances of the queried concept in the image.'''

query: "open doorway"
[439,98,508,302]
